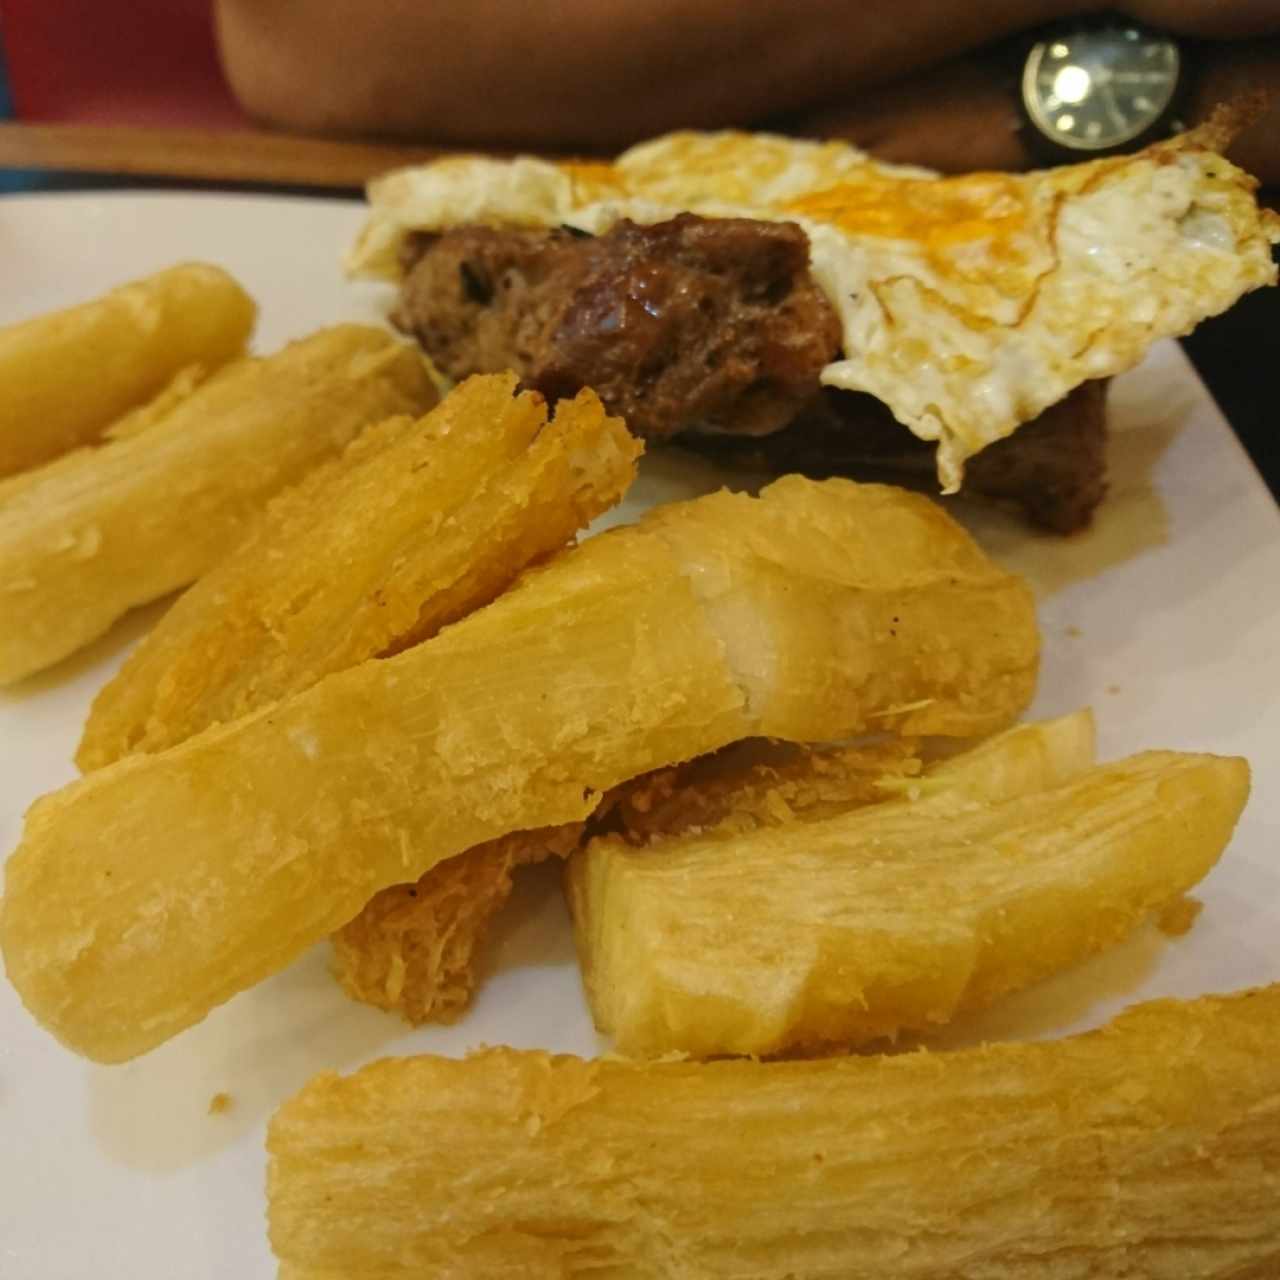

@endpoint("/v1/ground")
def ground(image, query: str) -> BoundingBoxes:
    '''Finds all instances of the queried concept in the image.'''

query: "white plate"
[1,192,1278,1279]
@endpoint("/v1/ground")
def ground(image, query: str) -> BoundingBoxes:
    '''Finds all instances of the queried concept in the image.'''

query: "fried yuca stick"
[0,263,256,479]
[266,985,1280,1280]
[610,706,1095,842]
[0,325,437,685]
[0,478,1037,1062]
[335,713,1090,1027]
[76,374,640,770]
[568,746,1247,1058]
[333,824,586,1025]
[342,710,1100,1030]
[606,734,925,842]
[332,736,926,1026]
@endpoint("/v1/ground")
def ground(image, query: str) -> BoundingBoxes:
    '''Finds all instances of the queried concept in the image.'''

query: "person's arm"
[1189,40,1280,185]
[213,0,1080,148]
[799,38,1280,185]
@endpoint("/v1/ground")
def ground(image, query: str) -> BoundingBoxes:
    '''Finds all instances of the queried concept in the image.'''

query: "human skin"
[214,0,1280,180]
[798,38,1280,181]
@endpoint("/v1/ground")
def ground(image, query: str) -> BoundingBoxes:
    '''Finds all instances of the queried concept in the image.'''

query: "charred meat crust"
[393,215,843,440]
[394,214,1107,532]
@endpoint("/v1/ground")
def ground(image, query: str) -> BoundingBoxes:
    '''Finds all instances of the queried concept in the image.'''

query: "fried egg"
[348,128,1279,490]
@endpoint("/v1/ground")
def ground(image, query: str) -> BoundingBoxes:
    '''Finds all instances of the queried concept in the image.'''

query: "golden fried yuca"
[608,734,926,842]
[266,985,1280,1279]
[638,476,1039,742]
[0,479,1037,1062]
[0,325,437,686]
[339,717,1089,1028]
[333,824,585,1025]
[76,374,639,770]
[332,736,926,1026]
[564,712,1090,1042]
[0,263,256,479]
[568,745,1247,1058]
[890,702,1096,804]
[349,124,1280,488]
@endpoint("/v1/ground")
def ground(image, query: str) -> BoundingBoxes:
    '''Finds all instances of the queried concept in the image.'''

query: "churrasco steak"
[394,214,1106,532]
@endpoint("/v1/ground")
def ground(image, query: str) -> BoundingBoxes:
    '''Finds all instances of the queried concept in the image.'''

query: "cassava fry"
[606,734,925,843]
[332,825,585,1025]
[0,325,437,685]
[568,742,1247,1057]
[0,478,1038,1062]
[332,736,925,1026]
[0,263,256,479]
[266,985,1280,1280]
[77,374,639,770]
[611,707,1095,842]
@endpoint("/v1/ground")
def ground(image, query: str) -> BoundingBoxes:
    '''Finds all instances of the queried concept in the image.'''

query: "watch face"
[1022,24,1180,153]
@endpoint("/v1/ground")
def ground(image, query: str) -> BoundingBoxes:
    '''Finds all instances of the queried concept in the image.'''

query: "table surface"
[0,121,563,187]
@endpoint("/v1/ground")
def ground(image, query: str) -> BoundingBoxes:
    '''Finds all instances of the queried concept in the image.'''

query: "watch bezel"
[1015,18,1192,165]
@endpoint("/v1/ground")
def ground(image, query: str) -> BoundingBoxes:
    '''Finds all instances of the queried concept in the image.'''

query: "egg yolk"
[785,172,1029,248]
[559,162,628,202]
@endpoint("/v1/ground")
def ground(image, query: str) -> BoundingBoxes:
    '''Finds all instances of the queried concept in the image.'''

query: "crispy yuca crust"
[642,477,1040,740]
[337,717,1092,1028]
[0,326,438,686]
[0,263,256,479]
[0,479,1037,1062]
[332,737,925,1026]
[607,734,925,841]
[612,707,1095,843]
[266,985,1280,1280]
[76,375,639,770]
[569,748,1247,1057]
[332,824,584,1024]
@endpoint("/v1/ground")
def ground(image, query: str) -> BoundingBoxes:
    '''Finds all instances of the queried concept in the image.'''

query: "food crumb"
[1106,684,1121,695]
[1156,896,1202,938]
[1065,625,1082,639]
[208,1092,234,1115]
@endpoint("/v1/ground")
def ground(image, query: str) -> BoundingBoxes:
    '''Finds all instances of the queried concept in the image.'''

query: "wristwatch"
[1016,15,1193,164]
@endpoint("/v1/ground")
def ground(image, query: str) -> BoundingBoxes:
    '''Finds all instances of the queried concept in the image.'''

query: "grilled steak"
[394,214,1106,531]
[680,382,1108,535]
[394,214,842,440]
